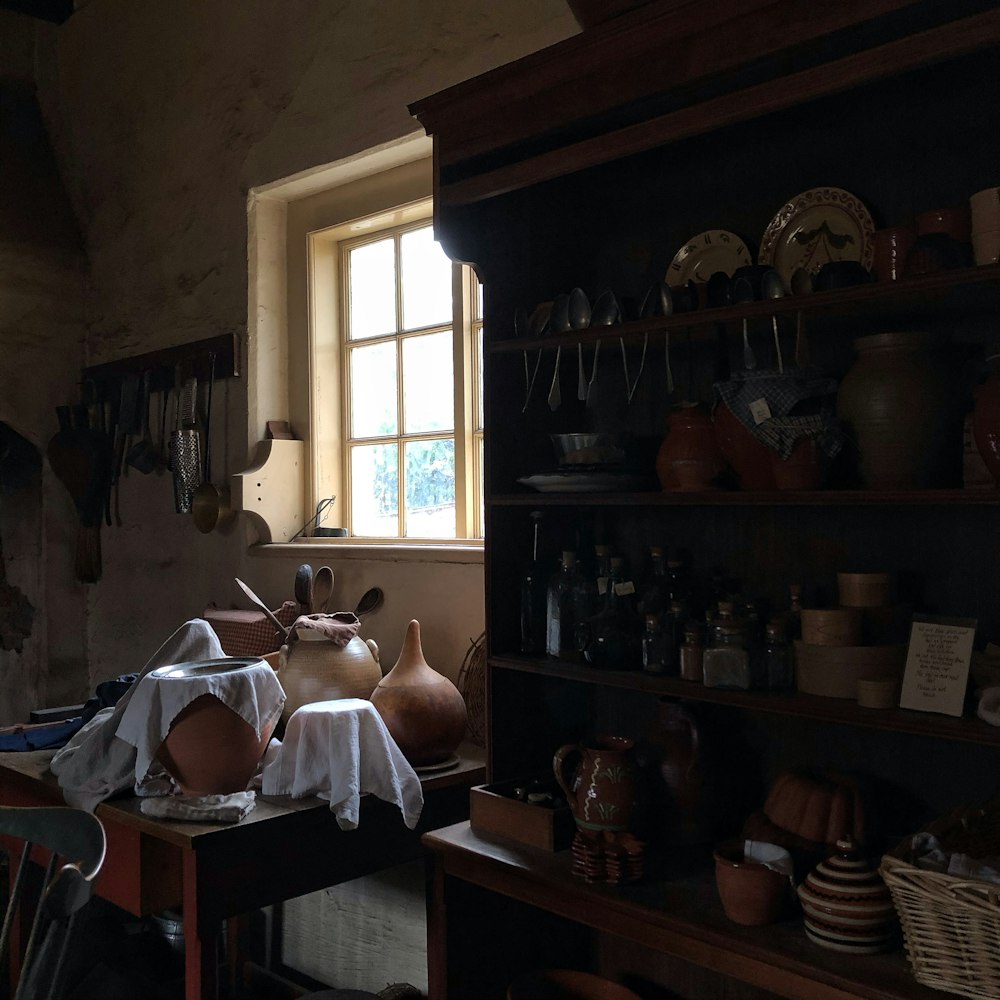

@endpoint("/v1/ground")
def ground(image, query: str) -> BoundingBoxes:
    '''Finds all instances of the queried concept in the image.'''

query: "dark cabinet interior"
[412,4,1000,996]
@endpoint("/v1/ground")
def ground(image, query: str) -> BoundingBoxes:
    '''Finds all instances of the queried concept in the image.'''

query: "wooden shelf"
[488,265,1000,354]
[490,488,1000,507]
[425,821,948,1000]
[490,654,1000,748]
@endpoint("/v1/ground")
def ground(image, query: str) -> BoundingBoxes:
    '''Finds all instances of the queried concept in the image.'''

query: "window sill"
[249,540,483,565]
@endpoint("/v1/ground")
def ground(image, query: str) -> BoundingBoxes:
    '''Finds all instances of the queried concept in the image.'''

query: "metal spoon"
[235,578,290,643]
[312,565,334,614]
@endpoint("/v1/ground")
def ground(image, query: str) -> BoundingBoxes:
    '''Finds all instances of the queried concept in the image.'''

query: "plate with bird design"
[759,187,875,288]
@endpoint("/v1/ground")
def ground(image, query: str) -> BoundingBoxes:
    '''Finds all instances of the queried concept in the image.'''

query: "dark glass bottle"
[519,511,547,655]
[638,545,668,617]
[764,619,795,690]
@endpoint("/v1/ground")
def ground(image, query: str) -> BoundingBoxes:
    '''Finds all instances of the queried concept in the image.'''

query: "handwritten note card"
[899,616,977,717]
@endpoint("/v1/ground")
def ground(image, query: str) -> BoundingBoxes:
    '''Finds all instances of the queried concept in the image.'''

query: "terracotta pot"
[156,693,276,796]
[797,836,896,953]
[370,619,468,766]
[714,842,791,926]
[713,400,777,490]
[836,332,953,489]
[553,735,638,833]
[278,633,382,726]
[770,435,825,490]
[656,403,725,491]
[973,374,1000,486]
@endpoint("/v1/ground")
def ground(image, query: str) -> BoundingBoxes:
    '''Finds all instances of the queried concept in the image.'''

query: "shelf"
[489,265,1000,354]
[490,654,1000,748]
[490,488,1000,507]
[425,821,947,1000]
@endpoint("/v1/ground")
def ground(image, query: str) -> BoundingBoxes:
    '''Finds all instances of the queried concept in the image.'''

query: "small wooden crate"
[470,779,575,852]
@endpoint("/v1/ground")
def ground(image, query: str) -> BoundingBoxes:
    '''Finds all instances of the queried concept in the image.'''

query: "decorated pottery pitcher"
[553,735,638,833]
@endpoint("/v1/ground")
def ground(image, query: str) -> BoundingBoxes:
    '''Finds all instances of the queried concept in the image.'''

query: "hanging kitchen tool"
[124,371,158,474]
[111,372,141,526]
[47,405,111,583]
[312,565,334,614]
[0,518,34,652]
[171,372,201,514]
[192,354,233,532]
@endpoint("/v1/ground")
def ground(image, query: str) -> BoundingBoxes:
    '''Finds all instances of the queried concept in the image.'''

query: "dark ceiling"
[0,0,73,24]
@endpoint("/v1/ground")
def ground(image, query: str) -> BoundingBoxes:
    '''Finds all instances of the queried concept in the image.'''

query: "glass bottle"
[764,619,794,690]
[667,555,693,616]
[679,622,705,682]
[786,583,803,642]
[519,511,547,655]
[663,600,686,674]
[642,614,668,674]
[702,620,751,690]
[583,556,639,669]
[638,545,668,618]
[546,551,588,661]
[591,544,614,615]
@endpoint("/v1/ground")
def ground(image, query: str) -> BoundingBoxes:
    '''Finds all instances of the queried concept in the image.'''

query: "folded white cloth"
[261,699,423,831]
[116,658,285,788]
[51,620,226,811]
[139,791,257,823]
[911,831,1000,884]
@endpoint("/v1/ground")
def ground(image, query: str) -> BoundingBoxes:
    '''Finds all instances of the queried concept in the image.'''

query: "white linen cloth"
[911,831,1000,884]
[116,658,284,788]
[261,699,423,831]
[140,791,257,823]
[51,619,227,811]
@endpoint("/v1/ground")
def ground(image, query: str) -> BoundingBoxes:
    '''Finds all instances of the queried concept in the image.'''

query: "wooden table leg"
[426,854,448,1000]
[182,848,218,1000]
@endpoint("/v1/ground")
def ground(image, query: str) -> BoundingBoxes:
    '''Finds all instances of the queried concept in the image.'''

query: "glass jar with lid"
[703,619,751,690]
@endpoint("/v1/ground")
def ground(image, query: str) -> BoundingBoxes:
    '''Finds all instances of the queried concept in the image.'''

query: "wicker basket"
[880,800,1000,999]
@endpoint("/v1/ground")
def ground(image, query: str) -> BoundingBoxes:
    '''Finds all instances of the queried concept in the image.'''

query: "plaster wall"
[26,0,577,689]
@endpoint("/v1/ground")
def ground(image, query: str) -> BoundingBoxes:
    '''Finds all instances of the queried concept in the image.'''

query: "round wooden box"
[795,642,906,698]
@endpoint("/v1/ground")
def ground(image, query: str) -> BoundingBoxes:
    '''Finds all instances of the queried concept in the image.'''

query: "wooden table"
[0,745,484,1000]
[423,821,953,1000]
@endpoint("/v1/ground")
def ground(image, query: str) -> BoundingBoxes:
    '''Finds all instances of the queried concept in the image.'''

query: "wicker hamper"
[880,800,1000,1000]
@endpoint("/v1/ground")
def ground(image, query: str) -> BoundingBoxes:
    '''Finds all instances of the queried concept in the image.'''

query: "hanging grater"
[171,374,202,513]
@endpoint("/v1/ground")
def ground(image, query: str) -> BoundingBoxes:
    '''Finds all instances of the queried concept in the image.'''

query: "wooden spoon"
[235,578,289,643]
[294,564,313,614]
[312,566,334,614]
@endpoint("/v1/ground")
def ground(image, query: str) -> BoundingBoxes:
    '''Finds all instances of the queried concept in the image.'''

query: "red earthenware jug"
[656,402,725,491]
[553,735,638,833]
[713,399,777,490]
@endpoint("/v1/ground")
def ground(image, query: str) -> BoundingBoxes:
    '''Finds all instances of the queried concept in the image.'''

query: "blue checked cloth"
[715,369,843,459]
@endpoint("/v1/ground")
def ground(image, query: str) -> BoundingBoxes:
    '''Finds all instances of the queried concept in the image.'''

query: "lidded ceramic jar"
[797,836,896,953]
[836,332,953,489]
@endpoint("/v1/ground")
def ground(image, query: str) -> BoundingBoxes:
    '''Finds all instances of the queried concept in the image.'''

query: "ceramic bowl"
[550,432,628,467]
[714,841,792,926]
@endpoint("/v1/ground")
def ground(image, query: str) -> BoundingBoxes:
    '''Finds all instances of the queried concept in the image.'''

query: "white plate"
[518,472,649,493]
[666,230,753,287]
[759,187,875,287]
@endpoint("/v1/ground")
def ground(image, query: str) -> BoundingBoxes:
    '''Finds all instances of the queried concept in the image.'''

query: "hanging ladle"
[235,577,290,643]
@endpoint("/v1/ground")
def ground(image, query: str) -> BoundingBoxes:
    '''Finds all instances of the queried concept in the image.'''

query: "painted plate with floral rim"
[666,230,753,287]
[759,187,875,287]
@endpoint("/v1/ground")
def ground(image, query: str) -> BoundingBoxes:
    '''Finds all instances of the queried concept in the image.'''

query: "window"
[340,219,483,539]
[300,183,483,544]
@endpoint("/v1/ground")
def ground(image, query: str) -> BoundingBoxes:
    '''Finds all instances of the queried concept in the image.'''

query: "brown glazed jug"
[553,735,639,833]
[836,332,952,489]
[370,619,468,767]
[973,372,1000,486]
[644,699,703,844]
[656,402,725,491]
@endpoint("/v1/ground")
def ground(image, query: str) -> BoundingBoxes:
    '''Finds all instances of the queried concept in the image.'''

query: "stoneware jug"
[656,402,725,491]
[278,630,382,726]
[553,735,638,833]
[370,619,468,767]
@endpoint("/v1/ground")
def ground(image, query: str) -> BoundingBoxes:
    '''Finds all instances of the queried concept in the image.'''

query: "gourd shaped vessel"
[553,735,638,833]
[370,619,468,766]
[797,835,896,953]
[278,620,382,726]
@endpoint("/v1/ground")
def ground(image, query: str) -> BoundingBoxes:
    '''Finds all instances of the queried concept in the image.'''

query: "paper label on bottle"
[615,581,636,596]
[749,398,772,424]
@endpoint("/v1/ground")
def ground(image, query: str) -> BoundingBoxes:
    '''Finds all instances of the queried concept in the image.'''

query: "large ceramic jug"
[553,735,638,833]
[656,402,725,491]
[836,332,953,489]
[278,632,382,726]
[645,699,703,844]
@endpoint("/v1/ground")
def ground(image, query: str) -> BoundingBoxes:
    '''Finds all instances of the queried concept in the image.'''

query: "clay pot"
[797,836,896,953]
[713,400,777,490]
[278,632,382,726]
[553,735,638,833]
[714,842,791,926]
[836,332,953,489]
[369,619,467,766]
[973,374,1000,486]
[156,693,276,796]
[656,402,725,492]
[770,435,825,490]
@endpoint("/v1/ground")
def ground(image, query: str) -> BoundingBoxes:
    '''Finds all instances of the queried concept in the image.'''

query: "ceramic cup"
[973,229,1000,266]
[970,187,1000,233]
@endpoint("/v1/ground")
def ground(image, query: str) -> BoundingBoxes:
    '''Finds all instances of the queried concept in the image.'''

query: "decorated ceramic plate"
[666,230,753,287]
[759,187,875,287]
